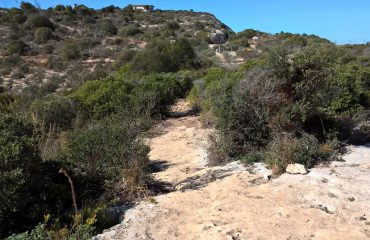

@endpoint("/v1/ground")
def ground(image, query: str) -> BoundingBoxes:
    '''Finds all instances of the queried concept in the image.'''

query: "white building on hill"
[132,5,154,12]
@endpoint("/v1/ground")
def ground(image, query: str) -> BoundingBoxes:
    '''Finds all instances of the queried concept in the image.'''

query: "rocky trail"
[95,100,370,240]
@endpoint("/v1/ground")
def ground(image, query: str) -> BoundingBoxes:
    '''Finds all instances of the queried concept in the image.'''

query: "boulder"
[209,30,228,44]
[286,163,307,174]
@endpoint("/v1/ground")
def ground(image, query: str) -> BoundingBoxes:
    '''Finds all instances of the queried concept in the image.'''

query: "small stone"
[321,178,329,183]
[348,196,356,202]
[359,216,367,221]
[202,225,212,231]
[286,164,308,174]
[328,192,337,198]
[360,163,370,169]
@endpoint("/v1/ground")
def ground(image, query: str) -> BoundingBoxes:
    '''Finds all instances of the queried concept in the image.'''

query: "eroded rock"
[286,164,307,174]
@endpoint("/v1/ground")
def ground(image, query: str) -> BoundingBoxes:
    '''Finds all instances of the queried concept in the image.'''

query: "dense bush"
[20,1,36,11]
[0,114,68,238]
[207,68,272,164]
[134,73,193,116]
[30,96,77,131]
[1,3,369,237]
[195,44,369,169]
[132,38,200,74]
[61,42,80,60]
[6,40,26,55]
[7,222,95,240]
[98,19,117,36]
[1,70,194,236]
[71,72,193,118]
[166,21,180,31]
[283,35,308,47]
[115,49,137,67]
[266,133,319,175]
[65,118,150,195]
[54,4,66,11]
[236,29,259,39]
[25,15,54,30]
[12,14,27,24]
[118,25,142,37]
[34,27,53,44]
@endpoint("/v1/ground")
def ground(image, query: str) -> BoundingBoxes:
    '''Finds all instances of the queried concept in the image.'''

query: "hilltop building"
[132,5,154,12]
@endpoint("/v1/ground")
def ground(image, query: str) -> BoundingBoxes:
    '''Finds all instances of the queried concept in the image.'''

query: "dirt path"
[94,100,370,240]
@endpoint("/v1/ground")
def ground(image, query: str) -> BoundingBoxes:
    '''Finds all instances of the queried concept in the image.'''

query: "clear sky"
[1,0,369,44]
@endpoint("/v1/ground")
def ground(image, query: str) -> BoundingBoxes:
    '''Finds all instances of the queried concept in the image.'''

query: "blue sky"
[1,0,369,44]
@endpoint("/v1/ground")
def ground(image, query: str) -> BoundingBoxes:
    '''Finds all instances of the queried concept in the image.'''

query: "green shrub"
[237,29,259,39]
[118,25,142,37]
[54,4,66,11]
[25,15,54,30]
[0,114,67,238]
[208,133,233,166]
[42,44,54,54]
[132,38,200,74]
[193,21,204,30]
[211,69,272,156]
[6,222,95,240]
[74,4,95,16]
[99,19,117,36]
[6,40,26,55]
[65,118,150,193]
[12,14,27,24]
[61,42,80,60]
[134,73,192,115]
[20,1,36,11]
[240,152,265,165]
[166,21,180,31]
[283,35,308,47]
[30,96,77,131]
[115,49,137,67]
[71,71,192,119]
[34,27,53,44]
[230,38,250,48]
[70,77,132,118]
[101,5,116,13]
[266,133,319,175]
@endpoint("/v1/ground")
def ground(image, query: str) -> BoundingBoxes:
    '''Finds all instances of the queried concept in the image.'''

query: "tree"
[74,4,94,15]
[54,4,65,11]
[20,1,36,12]
[101,5,116,13]
[122,4,134,13]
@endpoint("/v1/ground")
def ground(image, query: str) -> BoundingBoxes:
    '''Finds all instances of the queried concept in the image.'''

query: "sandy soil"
[94,100,370,240]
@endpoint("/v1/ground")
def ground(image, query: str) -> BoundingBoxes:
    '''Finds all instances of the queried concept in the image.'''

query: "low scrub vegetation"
[190,44,370,174]
[0,2,369,239]
[1,67,195,238]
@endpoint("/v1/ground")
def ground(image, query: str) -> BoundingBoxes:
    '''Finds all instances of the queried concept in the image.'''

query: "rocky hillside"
[0,4,232,93]
[2,3,364,94]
